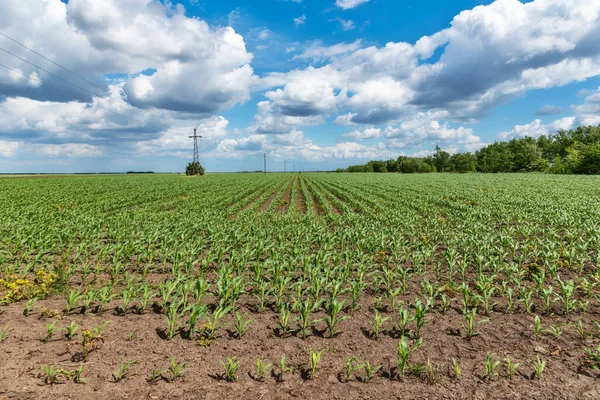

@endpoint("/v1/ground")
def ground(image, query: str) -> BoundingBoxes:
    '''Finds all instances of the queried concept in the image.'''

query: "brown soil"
[0,295,599,400]
[258,180,289,213]
[237,184,279,215]
[275,179,294,214]
[294,177,306,215]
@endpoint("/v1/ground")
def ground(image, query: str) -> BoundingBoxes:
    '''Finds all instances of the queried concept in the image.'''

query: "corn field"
[0,173,599,398]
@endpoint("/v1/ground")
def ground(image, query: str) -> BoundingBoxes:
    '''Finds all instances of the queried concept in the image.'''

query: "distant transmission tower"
[189,127,202,163]
[284,160,287,173]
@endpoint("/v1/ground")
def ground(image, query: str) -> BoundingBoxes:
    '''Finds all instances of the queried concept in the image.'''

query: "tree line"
[342,125,600,174]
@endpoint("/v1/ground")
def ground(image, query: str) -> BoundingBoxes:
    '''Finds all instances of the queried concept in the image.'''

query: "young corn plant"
[112,355,136,383]
[413,299,428,339]
[395,305,414,337]
[0,325,10,343]
[294,298,321,339]
[308,349,325,379]
[63,321,80,341]
[276,353,294,382]
[584,344,600,370]
[396,336,422,378]
[232,311,252,339]
[451,358,460,379]
[24,297,38,316]
[164,297,185,340]
[484,353,501,381]
[43,321,57,343]
[460,308,488,339]
[203,306,230,340]
[532,356,546,380]
[556,277,576,314]
[221,356,239,382]
[73,364,85,384]
[277,304,292,337]
[166,356,185,382]
[370,309,390,339]
[65,289,83,314]
[253,358,271,382]
[504,355,520,378]
[318,298,349,338]
[361,360,382,384]
[344,356,359,382]
[533,315,542,338]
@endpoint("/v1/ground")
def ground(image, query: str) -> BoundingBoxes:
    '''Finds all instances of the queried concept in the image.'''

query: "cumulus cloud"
[262,0,600,127]
[1,0,255,114]
[499,116,576,140]
[571,86,600,125]
[339,127,381,141]
[335,0,370,10]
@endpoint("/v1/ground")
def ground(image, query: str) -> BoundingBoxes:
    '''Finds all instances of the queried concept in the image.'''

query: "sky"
[1,0,600,173]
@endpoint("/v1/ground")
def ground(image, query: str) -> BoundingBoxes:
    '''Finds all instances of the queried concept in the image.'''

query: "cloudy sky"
[1,0,600,172]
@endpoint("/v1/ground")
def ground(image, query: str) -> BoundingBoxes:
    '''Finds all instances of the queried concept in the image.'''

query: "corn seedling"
[361,360,381,383]
[308,348,325,379]
[370,309,390,339]
[24,297,38,316]
[318,298,349,338]
[0,325,10,343]
[43,321,57,343]
[397,336,422,378]
[532,356,546,379]
[484,353,501,381]
[451,358,460,379]
[63,321,80,341]
[504,355,520,378]
[112,355,136,382]
[460,308,488,339]
[277,354,294,382]
[344,356,359,381]
[254,358,271,382]
[221,356,239,382]
[166,356,185,382]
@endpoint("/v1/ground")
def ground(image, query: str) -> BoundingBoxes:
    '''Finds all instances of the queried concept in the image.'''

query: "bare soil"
[1,294,599,400]
[276,179,294,214]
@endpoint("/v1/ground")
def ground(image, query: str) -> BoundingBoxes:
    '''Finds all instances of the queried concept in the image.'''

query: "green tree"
[186,161,205,176]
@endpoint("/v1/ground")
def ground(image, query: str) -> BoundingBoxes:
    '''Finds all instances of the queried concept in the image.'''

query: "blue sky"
[1,0,600,172]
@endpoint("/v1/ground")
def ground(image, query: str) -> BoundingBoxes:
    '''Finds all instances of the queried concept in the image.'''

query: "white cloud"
[294,40,362,60]
[335,0,370,10]
[571,86,600,126]
[340,127,381,140]
[499,116,576,140]
[1,0,255,115]
[331,18,355,31]
[293,14,306,26]
[0,141,20,157]
[42,143,103,158]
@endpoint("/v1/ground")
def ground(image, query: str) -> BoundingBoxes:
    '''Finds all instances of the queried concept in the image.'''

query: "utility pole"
[284,160,287,173]
[263,153,267,175]
[188,127,202,163]
[293,164,296,173]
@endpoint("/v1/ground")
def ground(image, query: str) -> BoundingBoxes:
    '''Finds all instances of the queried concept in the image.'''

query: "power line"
[0,31,107,93]
[0,46,156,122]
[0,62,160,128]
[0,30,164,121]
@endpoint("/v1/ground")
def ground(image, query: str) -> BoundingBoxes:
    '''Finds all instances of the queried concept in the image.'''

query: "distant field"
[1,173,600,399]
